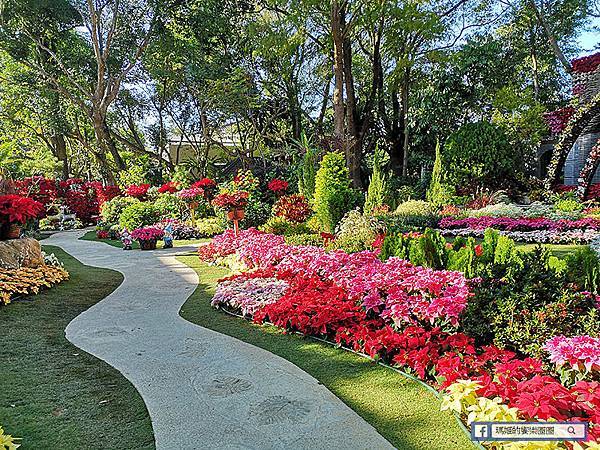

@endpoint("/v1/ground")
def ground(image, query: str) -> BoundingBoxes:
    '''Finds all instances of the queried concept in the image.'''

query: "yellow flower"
[0,426,20,450]
[440,379,482,415]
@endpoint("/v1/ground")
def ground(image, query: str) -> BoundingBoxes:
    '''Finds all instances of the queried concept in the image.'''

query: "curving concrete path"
[46,230,394,450]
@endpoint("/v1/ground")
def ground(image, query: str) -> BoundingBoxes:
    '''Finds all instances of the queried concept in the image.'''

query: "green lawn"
[80,230,208,249]
[0,246,154,450]
[177,256,476,450]
[516,243,586,259]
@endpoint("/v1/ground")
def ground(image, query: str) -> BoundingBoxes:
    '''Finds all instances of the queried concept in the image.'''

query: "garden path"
[46,230,393,450]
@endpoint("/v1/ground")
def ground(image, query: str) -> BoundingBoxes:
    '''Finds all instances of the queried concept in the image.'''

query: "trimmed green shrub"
[393,200,439,228]
[364,146,389,213]
[196,217,226,237]
[100,196,140,226]
[297,134,318,201]
[154,193,187,221]
[284,233,325,247]
[444,121,520,192]
[328,209,378,253]
[313,152,357,232]
[119,202,160,231]
[426,139,454,206]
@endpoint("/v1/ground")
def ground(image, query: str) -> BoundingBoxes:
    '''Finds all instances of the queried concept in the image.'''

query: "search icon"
[568,426,576,434]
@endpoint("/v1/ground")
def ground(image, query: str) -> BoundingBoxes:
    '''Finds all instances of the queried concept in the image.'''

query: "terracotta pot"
[6,223,22,240]
[139,239,157,251]
[227,208,245,221]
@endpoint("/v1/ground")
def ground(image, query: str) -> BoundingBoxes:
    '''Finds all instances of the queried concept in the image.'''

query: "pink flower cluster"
[199,228,471,326]
[131,226,164,241]
[439,216,600,232]
[544,335,600,372]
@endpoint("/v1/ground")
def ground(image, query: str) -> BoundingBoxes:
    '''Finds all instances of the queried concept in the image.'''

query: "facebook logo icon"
[472,423,491,441]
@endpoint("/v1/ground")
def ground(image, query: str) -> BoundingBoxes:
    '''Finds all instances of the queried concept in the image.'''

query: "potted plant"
[131,226,164,250]
[0,194,44,239]
[177,187,205,222]
[212,191,249,220]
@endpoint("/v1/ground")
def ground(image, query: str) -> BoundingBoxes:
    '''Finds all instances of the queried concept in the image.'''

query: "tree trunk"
[91,110,126,171]
[51,134,69,180]
[331,0,345,147]
[342,33,363,188]
[401,70,410,177]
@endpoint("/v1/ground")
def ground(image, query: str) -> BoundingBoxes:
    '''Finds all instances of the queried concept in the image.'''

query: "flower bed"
[439,227,600,245]
[199,229,600,448]
[0,264,69,305]
[439,216,600,232]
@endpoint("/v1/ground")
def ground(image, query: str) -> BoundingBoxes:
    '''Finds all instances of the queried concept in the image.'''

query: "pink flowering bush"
[131,226,164,241]
[199,228,470,327]
[545,335,600,373]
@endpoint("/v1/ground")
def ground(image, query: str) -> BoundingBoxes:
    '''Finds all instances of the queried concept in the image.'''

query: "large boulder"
[0,238,44,270]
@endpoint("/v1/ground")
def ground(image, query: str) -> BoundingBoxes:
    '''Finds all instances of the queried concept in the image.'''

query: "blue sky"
[577,17,599,56]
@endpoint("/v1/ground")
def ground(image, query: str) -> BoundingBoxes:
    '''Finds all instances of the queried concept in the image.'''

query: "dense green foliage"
[313,152,357,232]
[100,196,141,226]
[119,202,160,231]
[444,122,521,192]
[154,194,187,221]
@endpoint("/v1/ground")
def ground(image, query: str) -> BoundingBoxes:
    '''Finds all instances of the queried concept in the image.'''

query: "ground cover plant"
[0,247,154,448]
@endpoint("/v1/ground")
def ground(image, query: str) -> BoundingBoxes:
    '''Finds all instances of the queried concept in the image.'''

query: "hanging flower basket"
[139,239,158,251]
[227,208,245,221]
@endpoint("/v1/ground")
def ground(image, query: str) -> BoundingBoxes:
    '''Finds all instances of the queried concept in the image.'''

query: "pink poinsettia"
[544,335,600,372]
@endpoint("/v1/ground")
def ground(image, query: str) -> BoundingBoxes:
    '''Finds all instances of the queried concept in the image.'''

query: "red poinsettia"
[212,191,249,210]
[0,194,44,224]
[191,178,217,190]
[268,178,289,195]
[158,181,180,194]
[125,184,150,199]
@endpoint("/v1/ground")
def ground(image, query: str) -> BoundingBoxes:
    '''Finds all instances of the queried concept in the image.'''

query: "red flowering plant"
[131,226,164,242]
[212,191,249,211]
[192,178,217,190]
[94,184,121,206]
[272,194,311,223]
[125,183,150,199]
[188,178,216,200]
[572,53,600,74]
[267,178,289,196]
[544,106,576,135]
[15,176,58,213]
[158,181,180,194]
[0,194,44,224]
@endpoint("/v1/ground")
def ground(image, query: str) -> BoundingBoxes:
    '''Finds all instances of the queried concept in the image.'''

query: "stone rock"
[0,237,44,269]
